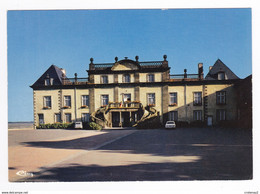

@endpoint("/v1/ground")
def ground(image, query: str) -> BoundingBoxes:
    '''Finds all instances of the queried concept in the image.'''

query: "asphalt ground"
[8,127,252,182]
[8,129,136,181]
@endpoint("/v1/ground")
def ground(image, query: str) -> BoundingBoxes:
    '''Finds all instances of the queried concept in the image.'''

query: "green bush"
[88,122,102,130]
[36,124,44,129]
[52,123,60,129]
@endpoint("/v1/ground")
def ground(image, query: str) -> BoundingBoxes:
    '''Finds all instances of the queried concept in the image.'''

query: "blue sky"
[7,9,252,122]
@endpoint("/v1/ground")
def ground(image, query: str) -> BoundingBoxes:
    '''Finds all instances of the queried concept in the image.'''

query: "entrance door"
[112,112,120,127]
[122,112,130,127]
[207,116,213,126]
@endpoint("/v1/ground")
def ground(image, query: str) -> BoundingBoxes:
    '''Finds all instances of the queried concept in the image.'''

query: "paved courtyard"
[8,127,252,182]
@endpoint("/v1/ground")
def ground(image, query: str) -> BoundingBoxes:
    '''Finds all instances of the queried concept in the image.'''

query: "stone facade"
[31,56,245,128]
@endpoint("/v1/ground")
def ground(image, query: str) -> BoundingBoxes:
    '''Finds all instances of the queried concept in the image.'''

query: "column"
[134,86,140,101]
[119,111,122,127]
[162,85,169,124]
[114,86,119,102]
[89,88,95,114]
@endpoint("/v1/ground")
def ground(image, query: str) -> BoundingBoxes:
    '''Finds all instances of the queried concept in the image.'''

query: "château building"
[30,55,249,128]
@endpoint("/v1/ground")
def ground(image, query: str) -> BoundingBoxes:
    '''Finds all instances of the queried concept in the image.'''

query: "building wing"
[205,59,239,80]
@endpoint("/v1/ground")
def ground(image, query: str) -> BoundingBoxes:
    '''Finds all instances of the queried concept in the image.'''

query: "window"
[123,74,130,83]
[169,93,177,105]
[123,94,131,102]
[216,91,226,105]
[82,95,89,107]
[45,79,50,86]
[38,114,44,124]
[101,75,108,84]
[101,95,109,106]
[193,92,202,106]
[65,113,72,123]
[64,96,71,107]
[82,113,90,122]
[147,74,155,82]
[168,111,178,121]
[147,93,155,106]
[45,78,53,86]
[55,113,61,123]
[43,96,52,108]
[193,110,202,121]
[218,72,225,80]
[216,109,226,121]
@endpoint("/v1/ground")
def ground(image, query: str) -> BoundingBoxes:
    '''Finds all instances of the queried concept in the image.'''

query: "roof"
[88,57,169,73]
[31,65,67,88]
[205,59,239,80]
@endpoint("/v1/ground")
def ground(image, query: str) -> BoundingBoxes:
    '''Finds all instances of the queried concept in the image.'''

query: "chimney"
[209,66,213,71]
[198,63,203,80]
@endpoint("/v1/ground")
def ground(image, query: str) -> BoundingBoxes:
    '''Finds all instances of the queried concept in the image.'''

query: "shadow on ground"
[18,128,252,181]
[22,128,252,156]
[22,158,252,182]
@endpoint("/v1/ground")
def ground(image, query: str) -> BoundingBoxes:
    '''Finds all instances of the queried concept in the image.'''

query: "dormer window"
[45,78,53,86]
[44,74,54,86]
[45,79,50,86]
[123,74,130,83]
[218,72,225,80]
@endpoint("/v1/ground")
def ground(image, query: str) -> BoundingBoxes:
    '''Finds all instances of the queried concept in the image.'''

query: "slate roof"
[31,65,67,88]
[90,59,168,72]
[205,59,239,80]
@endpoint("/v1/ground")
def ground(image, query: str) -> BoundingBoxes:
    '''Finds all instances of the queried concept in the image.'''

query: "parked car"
[74,122,83,129]
[165,121,176,129]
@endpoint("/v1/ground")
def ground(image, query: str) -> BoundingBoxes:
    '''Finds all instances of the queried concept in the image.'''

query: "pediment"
[111,60,140,71]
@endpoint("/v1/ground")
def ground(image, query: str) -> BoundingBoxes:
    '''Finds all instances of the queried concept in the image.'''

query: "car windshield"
[167,121,175,124]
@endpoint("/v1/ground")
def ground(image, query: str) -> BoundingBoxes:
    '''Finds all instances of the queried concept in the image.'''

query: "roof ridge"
[52,65,63,83]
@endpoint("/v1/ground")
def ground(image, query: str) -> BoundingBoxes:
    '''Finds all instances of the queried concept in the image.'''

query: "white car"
[165,121,176,129]
[74,122,83,129]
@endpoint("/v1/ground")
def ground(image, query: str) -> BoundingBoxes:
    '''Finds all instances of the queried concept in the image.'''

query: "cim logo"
[16,170,33,177]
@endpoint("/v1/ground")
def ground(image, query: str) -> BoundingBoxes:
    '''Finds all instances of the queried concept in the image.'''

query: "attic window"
[218,72,225,80]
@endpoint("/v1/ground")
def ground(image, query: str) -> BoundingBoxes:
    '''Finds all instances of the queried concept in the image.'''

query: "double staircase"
[133,106,158,127]
[91,102,159,128]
